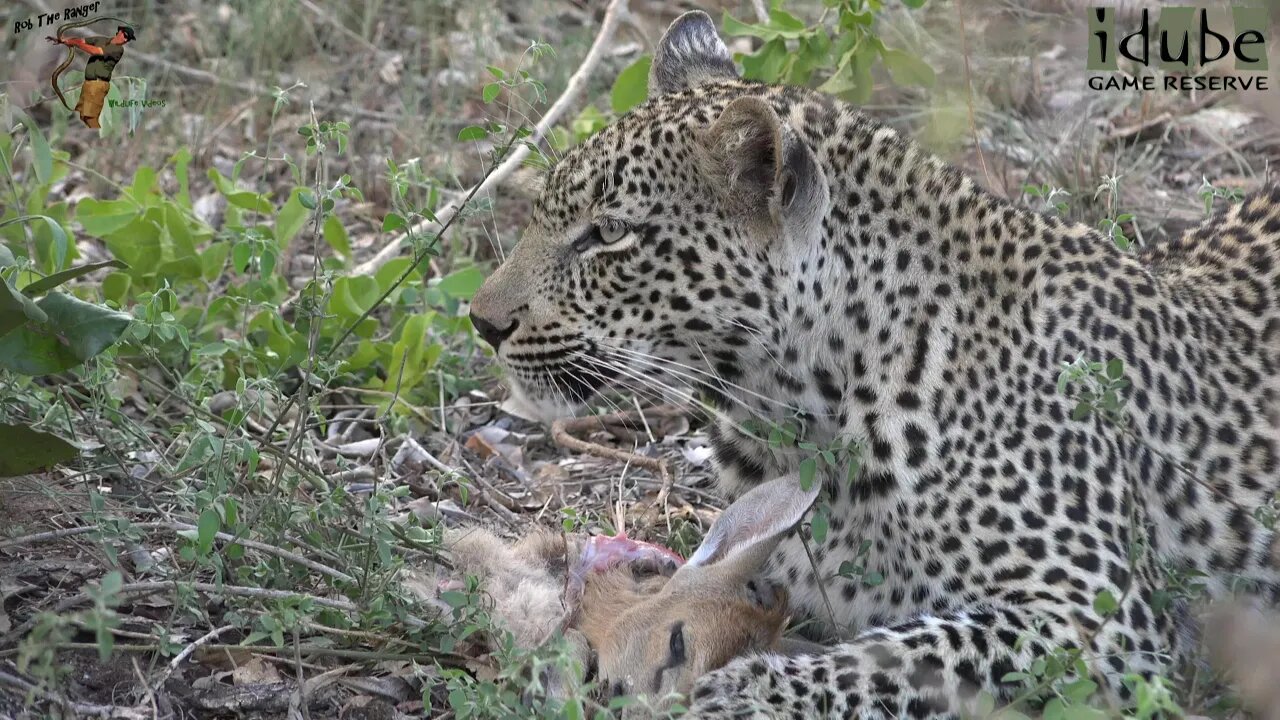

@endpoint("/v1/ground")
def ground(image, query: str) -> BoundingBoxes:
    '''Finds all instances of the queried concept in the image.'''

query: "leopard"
[468,10,1280,718]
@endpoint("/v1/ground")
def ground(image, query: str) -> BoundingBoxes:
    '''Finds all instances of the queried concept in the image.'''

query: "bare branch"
[351,0,631,276]
[0,521,356,584]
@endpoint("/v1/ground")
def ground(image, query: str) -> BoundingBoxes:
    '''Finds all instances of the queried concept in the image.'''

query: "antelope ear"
[649,11,738,95]
[684,473,820,576]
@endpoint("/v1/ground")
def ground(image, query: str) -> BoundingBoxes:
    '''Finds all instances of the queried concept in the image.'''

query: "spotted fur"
[470,11,1280,718]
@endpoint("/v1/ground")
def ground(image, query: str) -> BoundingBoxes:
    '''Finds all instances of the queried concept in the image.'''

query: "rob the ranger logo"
[1087,6,1270,92]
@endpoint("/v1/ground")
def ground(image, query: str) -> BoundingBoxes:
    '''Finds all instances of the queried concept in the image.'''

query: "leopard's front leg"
[686,599,1156,719]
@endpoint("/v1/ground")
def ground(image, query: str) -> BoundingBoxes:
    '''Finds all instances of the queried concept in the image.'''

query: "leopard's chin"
[501,366,613,425]
[500,382,579,425]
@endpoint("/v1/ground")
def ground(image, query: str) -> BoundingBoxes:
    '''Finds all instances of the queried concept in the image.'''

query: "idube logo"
[1087,6,1270,92]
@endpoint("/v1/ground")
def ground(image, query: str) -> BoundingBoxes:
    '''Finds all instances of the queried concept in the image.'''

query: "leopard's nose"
[470,312,518,351]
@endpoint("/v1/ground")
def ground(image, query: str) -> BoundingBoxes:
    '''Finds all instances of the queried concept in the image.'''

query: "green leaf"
[976,692,996,717]
[20,260,128,297]
[810,507,828,544]
[1105,358,1124,380]
[75,199,139,237]
[768,8,807,30]
[1063,678,1098,704]
[821,44,878,103]
[1062,706,1107,720]
[901,0,927,7]
[101,214,162,274]
[200,243,230,282]
[846,458,862,484]
[440,590,468,609]
[0,215,70,271]
[95,625,114,661]
[275,189,312,248]
[0,291,131,375]
[323,215,351,259]
[721,13,776,39]
[383,313,437,394]
[457,126,488,142]
[1071,401,1092,421]
[0,423,79,476]
[163,203,197,259]
[99,570,123,598]
[16,112,53,185]
[197,508,220,556]
[297,189,317,210]
[862,570,885,586]
[194,341,230,357]
[0,245,14,268]
[170,148,193,207]
[721,11,808,40]
[610,56,652,114]
[0,277,49,338]
[798,456,817,490]
[382,212,408,233]
[226,192,273,213]
[330,276,381,320]
[101,272,132,306]
[482,82,502,104]
[437,267,485,299]
[1092,589,1118,617]
[740,37,789,82]
[881,48,935,87]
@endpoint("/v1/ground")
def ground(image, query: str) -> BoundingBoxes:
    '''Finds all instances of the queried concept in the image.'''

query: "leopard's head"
[470,11,830,421]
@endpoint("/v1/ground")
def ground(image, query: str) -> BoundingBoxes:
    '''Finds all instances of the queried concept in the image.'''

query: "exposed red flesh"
[566,532,684,599]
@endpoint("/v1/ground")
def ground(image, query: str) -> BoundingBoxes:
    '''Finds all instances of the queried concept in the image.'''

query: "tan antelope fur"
[432,473,820,706]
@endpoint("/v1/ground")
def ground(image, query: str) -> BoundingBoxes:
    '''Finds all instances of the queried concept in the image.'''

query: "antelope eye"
[668,621,686,664]
[629,556,679,579]
[598,218,630,244]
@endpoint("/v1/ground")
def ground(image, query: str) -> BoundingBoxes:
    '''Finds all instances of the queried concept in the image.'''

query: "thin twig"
[3,581,428,647]
[953,0,997,194]
[0,642,468,665]
[129,658,159,718]
[550,406,685,512]
[351,0,632,276]
[297,0,387,57]
[152,625,235,690]
[798,530,839,632]
[0,521,355,584]
[1103,90,1226,143]
[244,128,519,528]
[0,669,147,719]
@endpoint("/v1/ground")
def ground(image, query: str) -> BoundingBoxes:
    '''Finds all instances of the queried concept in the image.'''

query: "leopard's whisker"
[587,339,814,417]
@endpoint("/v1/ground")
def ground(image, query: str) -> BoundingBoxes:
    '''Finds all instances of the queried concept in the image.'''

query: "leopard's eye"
[598,218,630,244]
[572,219,633,253]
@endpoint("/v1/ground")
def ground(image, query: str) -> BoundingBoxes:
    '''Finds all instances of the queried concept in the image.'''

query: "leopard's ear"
[508,163,547,201]
[649,11,738,95]
[704,97,826,226]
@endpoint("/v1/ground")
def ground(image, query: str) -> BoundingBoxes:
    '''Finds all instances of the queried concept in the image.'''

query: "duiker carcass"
[435,473,821,706]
